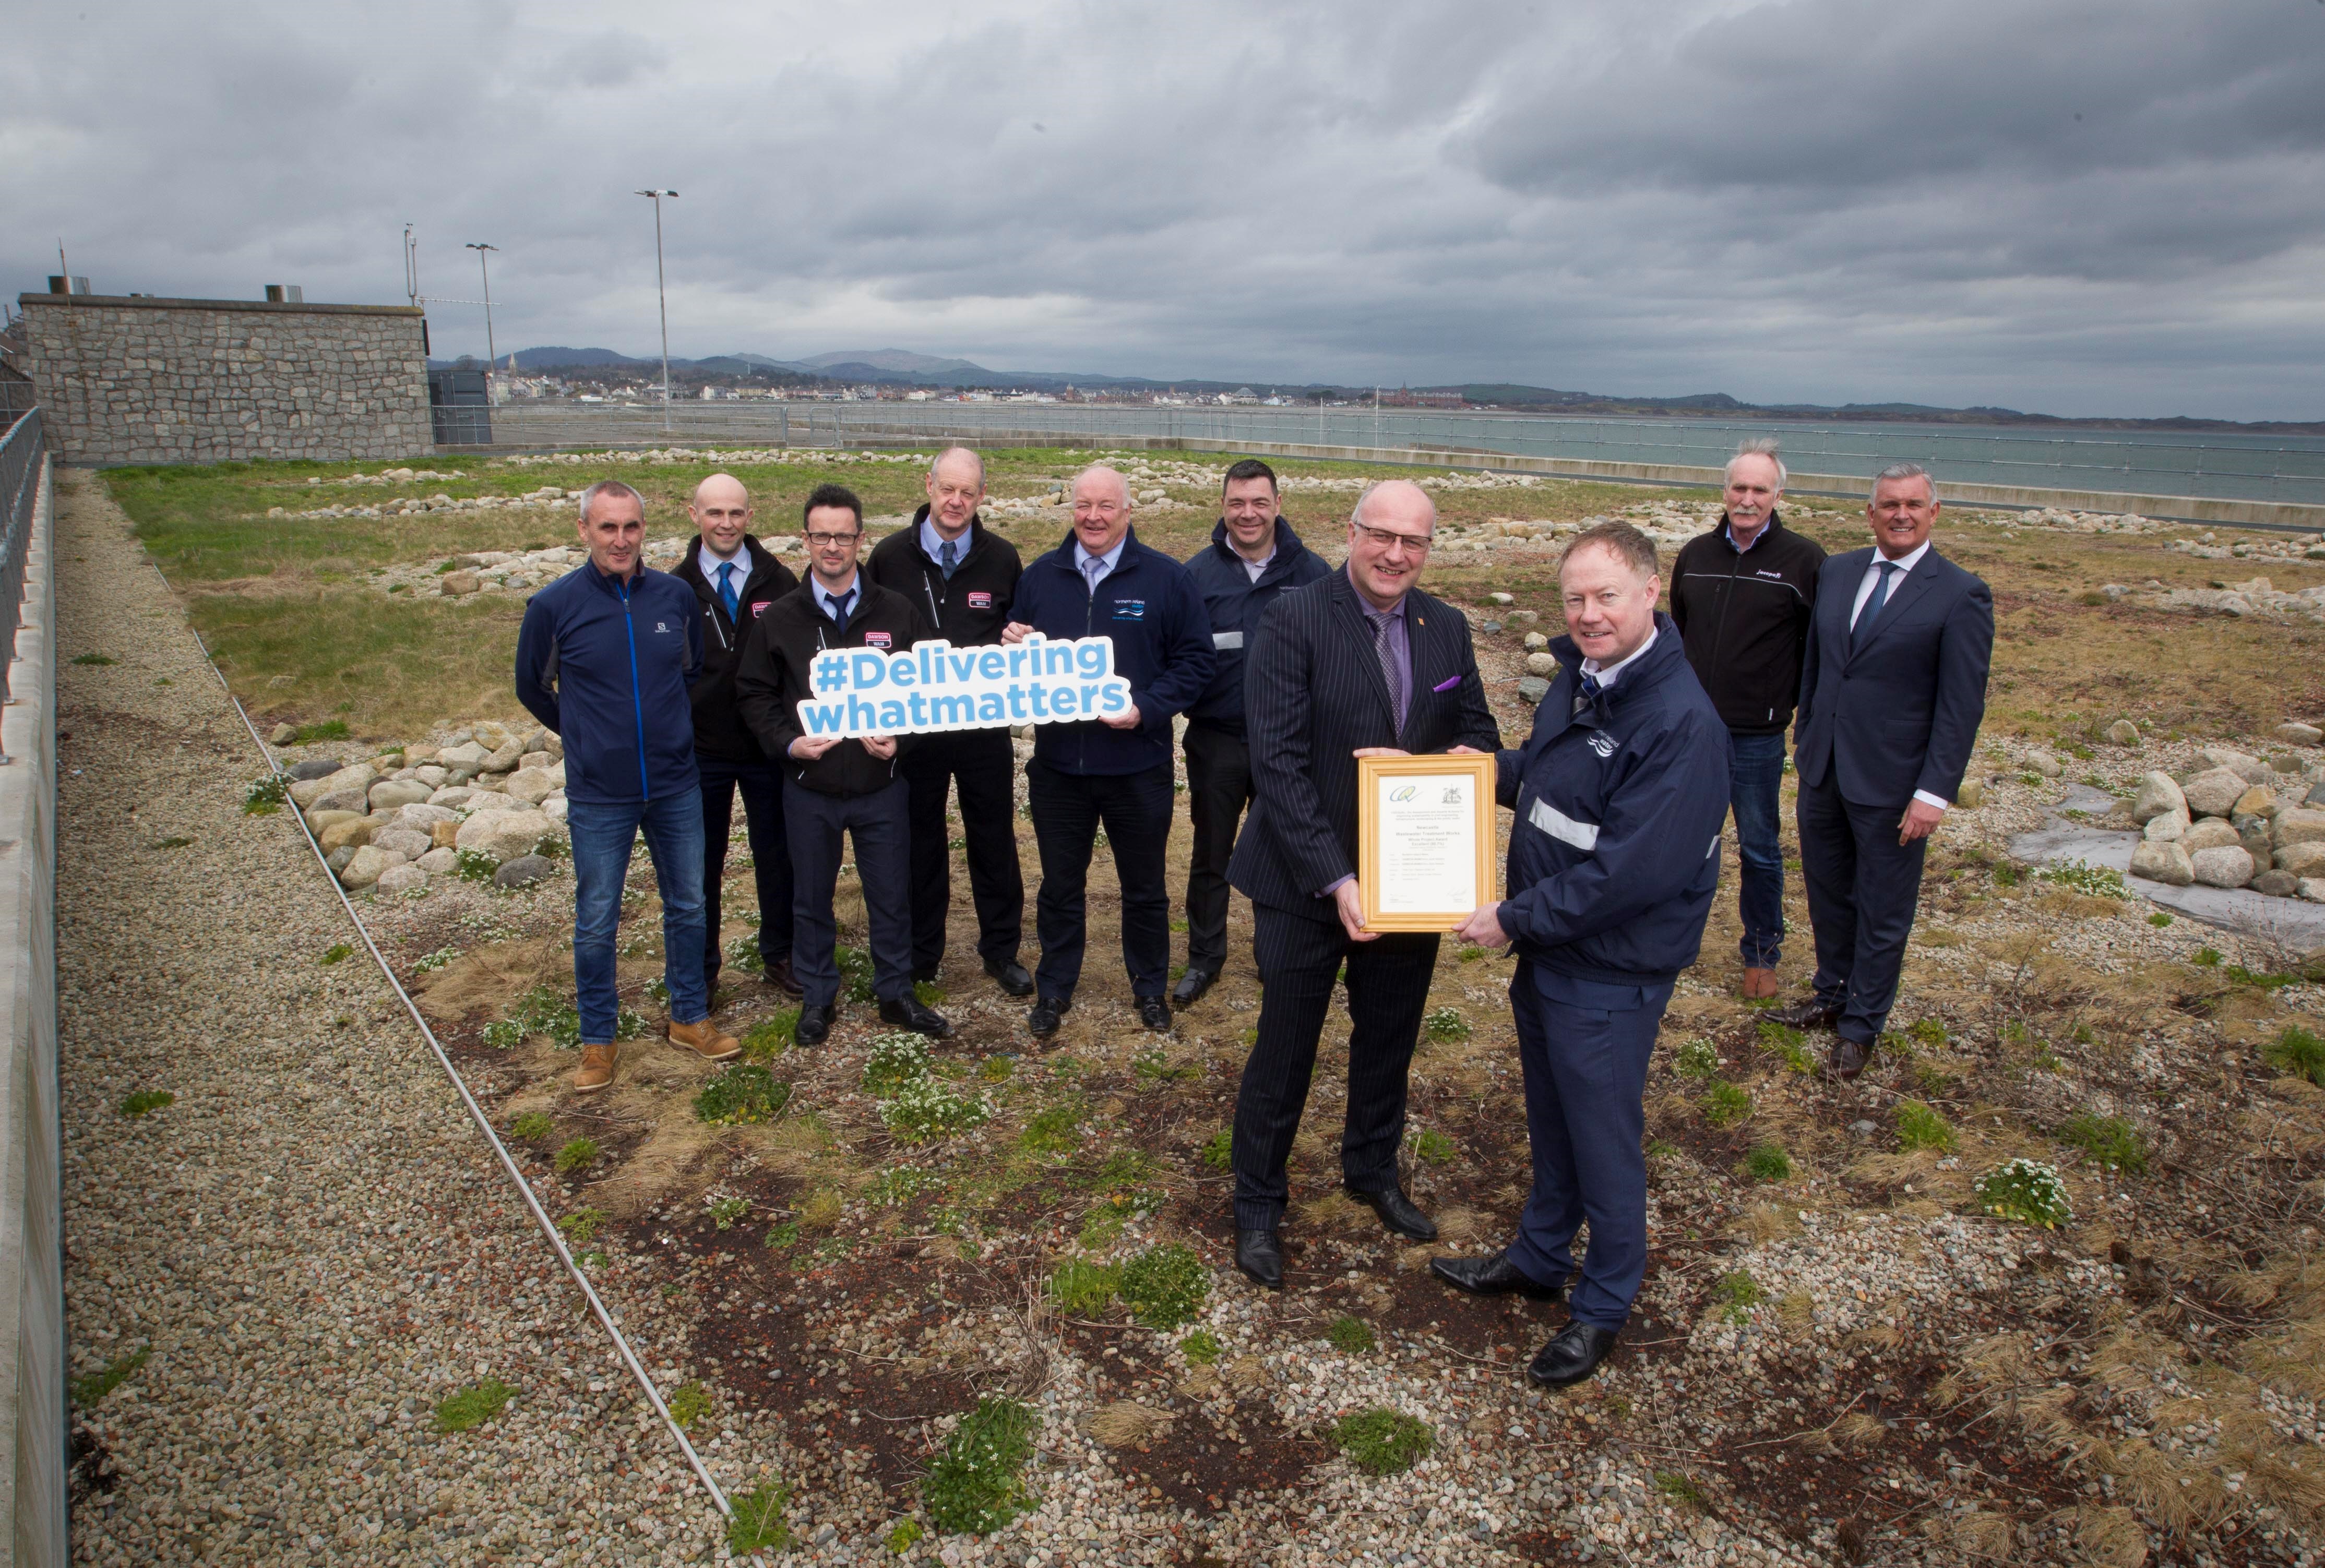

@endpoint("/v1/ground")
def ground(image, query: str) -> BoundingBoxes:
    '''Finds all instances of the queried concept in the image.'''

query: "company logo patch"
[654,621,670,633]
[752,600,771,617]
[864,630,892,649]
[1112,600,1146,621]
[1587,731,1619,758]
[967,591,993,608]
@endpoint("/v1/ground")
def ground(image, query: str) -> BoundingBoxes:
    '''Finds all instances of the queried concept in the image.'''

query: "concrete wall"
[17,294,429,466]
[0,456,61,1565]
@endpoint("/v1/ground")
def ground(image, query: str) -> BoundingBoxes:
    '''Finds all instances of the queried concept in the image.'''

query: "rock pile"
[2148,577,2325,624]
[265,486,576,521]
[284,721,570,893]
[494,448,925,470]
[2167,530,2325,563]
[2127,745,2325,901]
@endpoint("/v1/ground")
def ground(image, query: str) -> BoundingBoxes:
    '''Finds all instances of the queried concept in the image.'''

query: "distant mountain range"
[423,347,2324,433]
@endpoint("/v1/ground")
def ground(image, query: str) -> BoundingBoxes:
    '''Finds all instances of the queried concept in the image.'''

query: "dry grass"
[1086,1400,1173,1447]
[1223,1356,1271,1394]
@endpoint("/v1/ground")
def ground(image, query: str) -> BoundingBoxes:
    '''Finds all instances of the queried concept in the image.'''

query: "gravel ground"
[53,474,739,1564]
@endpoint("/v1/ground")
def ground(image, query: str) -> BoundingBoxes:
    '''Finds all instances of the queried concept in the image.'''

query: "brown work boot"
[667,1017,741,1062]
[575,1043,619,1093]
[1742,966,1779,1000]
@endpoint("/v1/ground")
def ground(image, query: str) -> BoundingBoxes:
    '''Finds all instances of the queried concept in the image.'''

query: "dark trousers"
[1796,774,1929,1046]
[1727,731,1787,967]
[1506,960,1671,1332]
[783,778,914,1010]
[902,728,1024,974]
[1230,904,1438,1231]
[1027,760,1173,1002]
[1181,723,1253,974]
[699,754,793,985]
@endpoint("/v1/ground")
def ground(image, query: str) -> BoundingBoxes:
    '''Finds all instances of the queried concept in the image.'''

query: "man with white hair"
[1000,464,1214,1039]
[1669,439,1826,999]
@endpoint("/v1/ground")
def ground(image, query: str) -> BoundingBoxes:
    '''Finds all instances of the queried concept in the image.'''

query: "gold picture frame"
[1355,752,1499,933]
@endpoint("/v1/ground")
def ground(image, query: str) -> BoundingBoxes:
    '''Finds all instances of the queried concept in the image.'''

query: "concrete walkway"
[54,474,719,1564]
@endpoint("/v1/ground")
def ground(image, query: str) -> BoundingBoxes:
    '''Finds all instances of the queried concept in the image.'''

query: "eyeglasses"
[804,531,861,547]
[1352,522,1433,552]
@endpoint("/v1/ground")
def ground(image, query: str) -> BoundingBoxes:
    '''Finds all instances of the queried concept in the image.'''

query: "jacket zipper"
[1079,552,1101,773]
[618,577,650,804]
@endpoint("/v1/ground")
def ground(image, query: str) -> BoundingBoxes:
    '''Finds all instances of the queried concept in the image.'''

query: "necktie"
[1366,609,1407,733]
[1573,671,1603,716]
[717,561,739,619]
[939,539,959,581]
[1083,556,1107,599]
[827,588,854,626]
[1852,561,1895,651]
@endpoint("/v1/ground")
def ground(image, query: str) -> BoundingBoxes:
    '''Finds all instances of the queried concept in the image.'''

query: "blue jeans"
[1728,731,1787,967]
[568,789,709,1044]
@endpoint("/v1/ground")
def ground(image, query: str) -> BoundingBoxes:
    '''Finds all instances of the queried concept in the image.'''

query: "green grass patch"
[434,1377,515,1433]
[1423,1007,1470,1043]
[1180,1328,1222,1364]
[71,653,115,666]
[1755,1019,1813,1073]
[1672,1038,1719,1080]
[1327,1315,1377,1354]
[1713,1271,1762,1325]
[1132,1046,1196,1085]
[553,1137,598,1175]
[118,1089,174,1118]
[2148,911,2173,928]
[764,1220,800,1251]
[706,1195,750,1229]
[2192,947,2223,967]
[885,1518,923,1553]
[1118,1243,1209,1328]
[863,1031,933,1093]
[666,1380,711,1430]
[725,1481,791,1554]
[320,941,354,965]
[837,944,877,1004]
[1975,1158,2073,1228]
[1020,1100,1084,1159]
[2264,1025,2325,1088]
[740,1010,798,1062]
[1200,1127,1232,1169]
[1893,1099,1957,1153]
[556,1207,604,1246]
[1908,1016,1948,1048]
[868,1167,943,1208]
[1049,1258,1120,1316]
[922,1396,1039,1536]
[1410,1129,1456,1165]
[1330,1407,1434,1476]
[2037,861,2128,899]
[1654,1470,1708,1511]
[70,1347,149,1406]
[879,1078,989,1142]
[1742,1143,1793,1181]
[694,1064,792,1126]
[2060,1114,2148,1174]
[1699,1079,1752,1128]
[243,774,288,813]
[2225,965,2299,990]
[509,1111,553,1141]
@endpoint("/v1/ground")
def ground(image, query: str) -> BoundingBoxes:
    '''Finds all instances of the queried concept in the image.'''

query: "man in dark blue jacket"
[1001,465,1214,1037]
[516,480,737,1094]
[1434,522,1731,1389]
[1175,459,1330,1008]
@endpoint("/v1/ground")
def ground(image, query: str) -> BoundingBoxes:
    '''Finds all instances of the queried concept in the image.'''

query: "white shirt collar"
[698,540,746,583]
[1581,623,1659,687]
[1239,545,1275,582]
[812,570,861,615]
[1871,539,1933,576]
[1074,535,1128,574]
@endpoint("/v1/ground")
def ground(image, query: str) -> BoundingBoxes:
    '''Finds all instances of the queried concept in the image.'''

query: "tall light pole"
[635,189,679,430]
[465,242,499,398]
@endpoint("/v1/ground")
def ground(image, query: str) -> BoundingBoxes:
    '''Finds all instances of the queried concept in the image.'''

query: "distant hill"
[796,349,984,375]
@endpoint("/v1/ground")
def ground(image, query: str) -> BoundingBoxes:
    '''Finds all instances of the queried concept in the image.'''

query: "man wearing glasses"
[1000,465,1214,1040]
[735,483,953,1047]
[1223,479,1500,1289]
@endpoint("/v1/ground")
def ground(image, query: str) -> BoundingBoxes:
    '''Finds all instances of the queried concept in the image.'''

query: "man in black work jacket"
[1225,479,1499,1290]
[864,446,1033,999]
[1174,458,1331,1010]
[735,483,953,1047]
[1001,464,1214,1039]
[1436,521,1731,1389]
[671,473,804,998]
[1668,440,1825,1001]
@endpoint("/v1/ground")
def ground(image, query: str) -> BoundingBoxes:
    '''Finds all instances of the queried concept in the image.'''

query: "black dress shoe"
[793,1003,835,1047]
[1347,1183,1438,1242]
[878,994,955,1039]
[1027,995,1071,1038]
[983,959,1035,998]
[1767,997,1841,1030]
[1235,1228,1284,1290]
[1430,1253,1563,1300]
[1137,995,1173,1032]
[1827,1035,1875,1081]
[1171,968,1216,1008]
[765,957,804,999]
[1527,1321,1618,1388]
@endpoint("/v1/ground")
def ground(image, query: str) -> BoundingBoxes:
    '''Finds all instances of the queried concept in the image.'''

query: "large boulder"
[317,818,374,854]
[504,768,558,806]
[2233,785,2278,818]
[2131,772,2186,824]
[2277,842,2325,879]
[2254,870,2300,899]
[454,808,558,863]
[482,738,526,773]
[368,780,433,811]
[372,828,434,860]
[375,864,428,895]
[415,846,459,874]
[2301,879,2325,905]
[2142,808,2190,843]
[493,855,556,889]
[2275,721,2323,745]
[437,740,491,769]
[2130,840,2194,885]
[339,844,394,888]
[2181,818,2240,854]
[2275,809,2325,848]
[286,758,344,782]
[2106,720,2141,746]
[305,807,364,834]
[543,795,569,824]
[391,803,460,830]
[2195,747,2271,785]
[427,786,480,809]
[2025,749,2062,779]
[288,763,376,809]
[413,765,449,788]
[471,721,515,751]
[2181,767,2249,819]
[2190,845,2256,889]
[1955,776,1985,809]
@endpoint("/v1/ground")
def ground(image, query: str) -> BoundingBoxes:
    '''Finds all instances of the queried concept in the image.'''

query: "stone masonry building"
[16,292,430,465]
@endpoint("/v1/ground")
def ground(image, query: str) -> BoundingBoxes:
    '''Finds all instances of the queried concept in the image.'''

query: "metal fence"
[0,411,42,709]
[473,400,2325,510]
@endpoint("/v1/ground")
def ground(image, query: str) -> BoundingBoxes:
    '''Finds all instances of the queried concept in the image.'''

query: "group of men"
[514,438,1991,1389]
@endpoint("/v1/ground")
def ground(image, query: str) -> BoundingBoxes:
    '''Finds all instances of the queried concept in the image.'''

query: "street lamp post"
[465,242,499,398]
[634,189,679,430]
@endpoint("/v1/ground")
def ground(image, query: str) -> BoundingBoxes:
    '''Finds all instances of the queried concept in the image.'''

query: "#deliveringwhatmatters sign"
[797,634,1133,739]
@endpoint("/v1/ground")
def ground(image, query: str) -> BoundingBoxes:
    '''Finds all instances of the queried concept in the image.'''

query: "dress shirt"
[1724,519,1769,552]
[1074,535,1128,590]
[920,517,970,568]
[810,570,861,625]
[1321,573,1414,901]
[1579,625,1659,689]
[1236,545,1275,583]
[1845,540,1947,811]
[697,541,746,585]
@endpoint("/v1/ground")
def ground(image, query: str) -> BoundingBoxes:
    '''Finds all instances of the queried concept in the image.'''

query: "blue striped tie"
[717,561,738,619]
[1852,561,1895,652]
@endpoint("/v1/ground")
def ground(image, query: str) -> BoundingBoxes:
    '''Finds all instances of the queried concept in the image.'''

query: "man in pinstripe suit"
[1224,480,1501,1290]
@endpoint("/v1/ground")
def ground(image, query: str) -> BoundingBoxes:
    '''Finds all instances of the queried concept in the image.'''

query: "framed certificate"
[1356,752,1499,932]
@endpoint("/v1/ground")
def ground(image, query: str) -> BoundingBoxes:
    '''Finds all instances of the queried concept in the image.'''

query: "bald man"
[1001,465,1214,1038]
[673,473,804,997]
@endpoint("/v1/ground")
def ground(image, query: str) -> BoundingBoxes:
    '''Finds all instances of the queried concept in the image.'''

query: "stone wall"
[15,294,430,466]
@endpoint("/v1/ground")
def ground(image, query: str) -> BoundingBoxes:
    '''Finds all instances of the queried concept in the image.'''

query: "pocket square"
[1430,675,1461,692]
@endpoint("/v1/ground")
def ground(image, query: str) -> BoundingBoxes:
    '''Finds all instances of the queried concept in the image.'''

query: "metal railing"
[0,411,44,714]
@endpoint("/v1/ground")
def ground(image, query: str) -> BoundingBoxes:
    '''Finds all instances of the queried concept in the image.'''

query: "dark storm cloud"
[2,0,2319,417]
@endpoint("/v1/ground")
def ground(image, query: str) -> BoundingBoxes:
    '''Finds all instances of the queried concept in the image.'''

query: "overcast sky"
[4,1,2322,419]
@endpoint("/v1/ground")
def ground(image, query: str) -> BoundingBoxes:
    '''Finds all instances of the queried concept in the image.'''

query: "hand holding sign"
[796,634,1135,739]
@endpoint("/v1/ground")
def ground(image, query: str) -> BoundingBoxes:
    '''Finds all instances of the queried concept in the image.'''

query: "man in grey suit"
[1771,462,1993,1079]
[1225,479,1500,1289]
